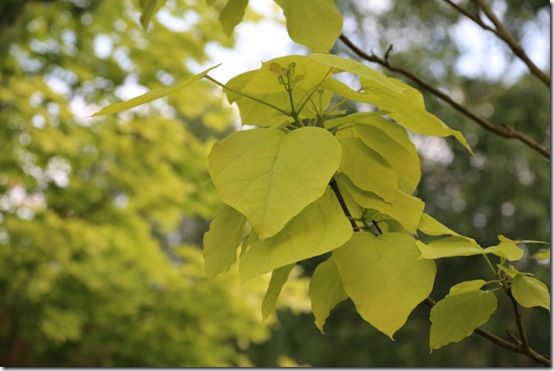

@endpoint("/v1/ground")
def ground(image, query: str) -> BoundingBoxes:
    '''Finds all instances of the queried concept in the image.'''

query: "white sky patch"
[188,2,293,83]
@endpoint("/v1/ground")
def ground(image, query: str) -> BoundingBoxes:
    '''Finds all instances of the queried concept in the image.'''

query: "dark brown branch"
[474,0,550,87]
[338,34,550,159]
[507,290,529,349]
[443,0,549,86]
[424,297,550,366]
[330,179,357,230]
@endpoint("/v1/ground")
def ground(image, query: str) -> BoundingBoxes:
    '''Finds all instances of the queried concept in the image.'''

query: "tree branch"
[424,297,550,366]
[338,34,550,159]
[473,0,550,87]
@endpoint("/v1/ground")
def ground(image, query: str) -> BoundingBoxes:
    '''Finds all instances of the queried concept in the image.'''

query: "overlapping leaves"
[90,48,549,355]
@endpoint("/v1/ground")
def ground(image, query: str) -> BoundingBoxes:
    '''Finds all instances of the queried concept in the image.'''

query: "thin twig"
[329,179,357,231]
[443,0,549,86]
[474,0,550,87]
[338,34,550,159]
[507,290,529,349]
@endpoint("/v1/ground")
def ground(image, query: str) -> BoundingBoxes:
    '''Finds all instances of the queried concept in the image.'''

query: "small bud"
[269,62,282,74]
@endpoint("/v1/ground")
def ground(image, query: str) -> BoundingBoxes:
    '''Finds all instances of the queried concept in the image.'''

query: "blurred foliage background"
[0,0,549,367]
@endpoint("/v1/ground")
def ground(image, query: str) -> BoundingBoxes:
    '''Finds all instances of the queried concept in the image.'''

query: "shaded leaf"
[219,0,249,36]
[309,258,347,332]
[448,280,487,296]
[262,264,295,320]
[430,290,497,350]
[239,188,352,281]
[339,137,397,203]
[338,174,424,233]
[275,0,343,52]
[203,204,247,279]
[139,0,167,30]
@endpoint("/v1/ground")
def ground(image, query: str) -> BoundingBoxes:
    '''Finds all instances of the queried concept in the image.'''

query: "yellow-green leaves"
[208,127,341,239]
[219,0,248,36]
[333,232,436,339]
[418,213,460,237]
[511,275,550,311]
[309,258,347,332]
[417,237,484,259]
[262,264,295,320]
[93,65,219,116]
[239,189,352,282]
[430,289,497,351]
[354,119,420,194]
[339,138,397,203]
[274,0,343,52]
[338,175,424,233]
[448,279,487,296]
[485,235,524,261]
[138,0,167,30]
[203,204,247,279]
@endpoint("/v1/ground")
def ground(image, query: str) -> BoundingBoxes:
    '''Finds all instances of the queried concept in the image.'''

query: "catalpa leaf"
[138,0,167,30]
[333,232,436,339]
[511,274,550,311]
[321,78,471,152]
[203,203,247,279]
[448,279,487,296]
[418,213,461,237]
[274,0,343,52]
[353,118,420,194]
[262,264,294,320]
[92,65,219,116]
[225,70,292,127]
[485,235,524,261]
[219,0,248,36]
[208,127,341,239]
[430,290,497,351]
[339,137,397,203]
[417,237,484,260]
[337,174,424,233]
[239,188,352,281]
[309,258,347,333]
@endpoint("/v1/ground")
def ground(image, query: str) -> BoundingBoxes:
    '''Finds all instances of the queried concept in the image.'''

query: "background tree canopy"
[0,0,549,367]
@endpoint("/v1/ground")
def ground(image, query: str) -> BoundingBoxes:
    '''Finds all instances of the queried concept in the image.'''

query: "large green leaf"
[138,0,167,30]
[333,232,436,339]
[92,65,219,116]
[321,78,471,152]
[208,127,341,239]
[203,204,247,279]
[511,274,550,311]
[239,188,352,281]
[274,0,343,52]
[339,137,397,203]
[219,0,248,36]
[262,264,294,320]
[337,174,424,233]
[416,237,484,260]
[309,258,347,332]
[430,290,497,350]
